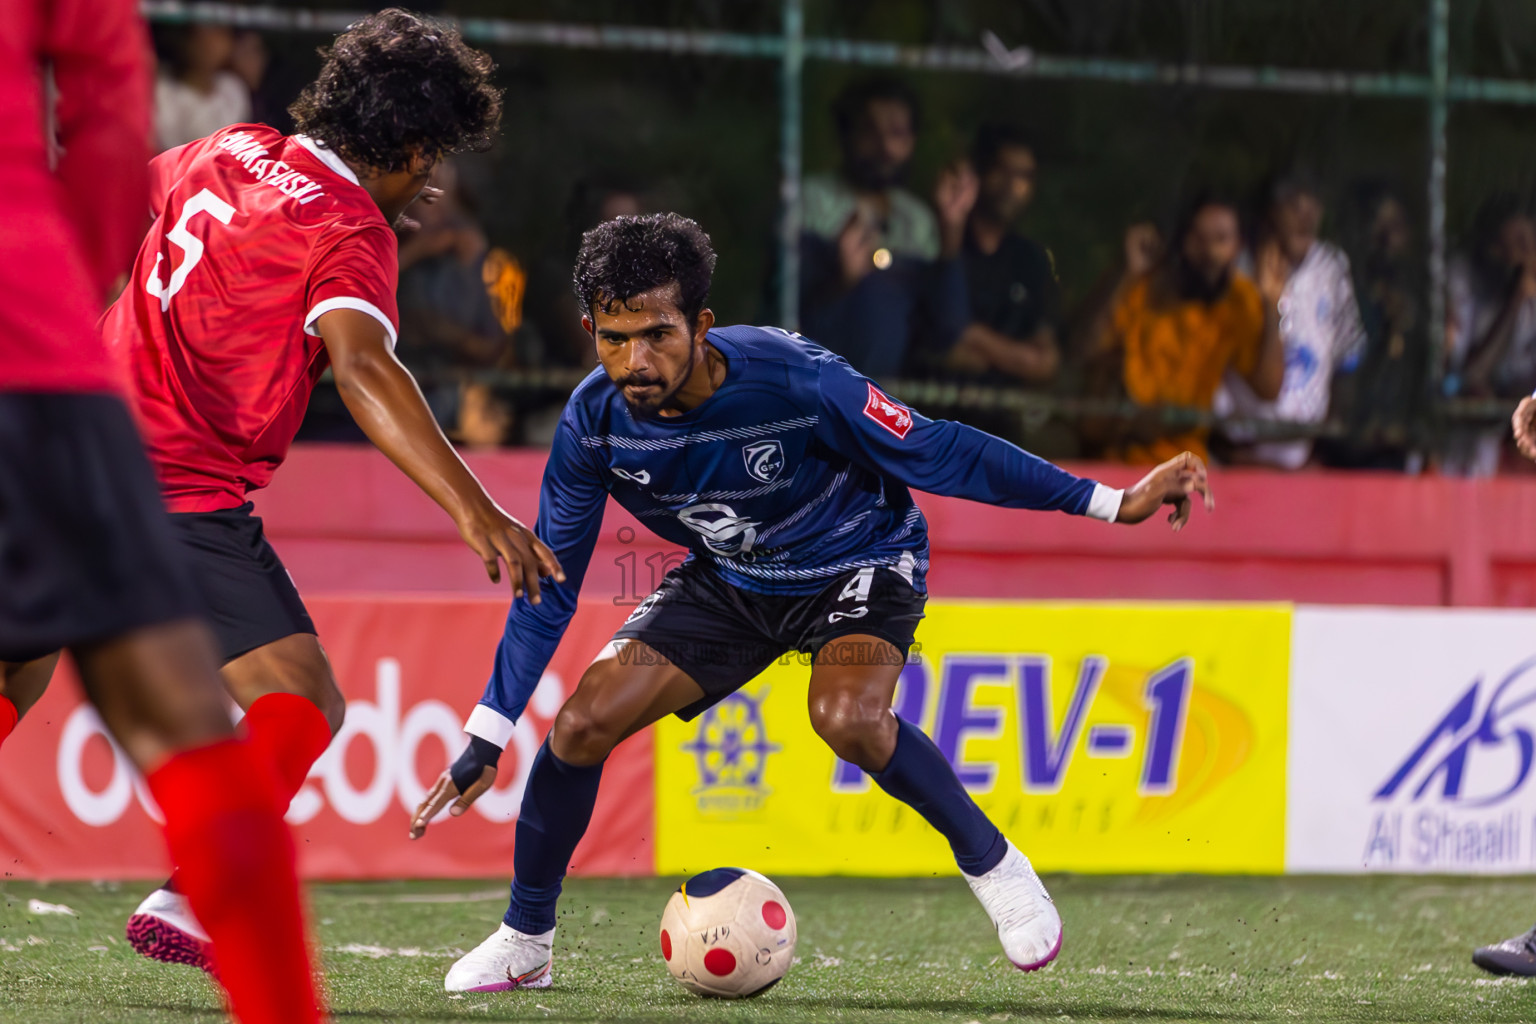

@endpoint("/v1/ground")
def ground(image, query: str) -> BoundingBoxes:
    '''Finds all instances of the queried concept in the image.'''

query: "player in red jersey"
[0,1,323,1021]
[2,8,560,970]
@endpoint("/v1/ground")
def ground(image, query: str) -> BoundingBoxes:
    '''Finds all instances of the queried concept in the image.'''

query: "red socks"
[147,739,321,1024]
[240,692,334,808]
[0,695,16,750]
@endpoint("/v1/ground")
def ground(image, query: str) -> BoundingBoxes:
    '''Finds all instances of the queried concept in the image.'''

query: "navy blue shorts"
[610,559,926,721]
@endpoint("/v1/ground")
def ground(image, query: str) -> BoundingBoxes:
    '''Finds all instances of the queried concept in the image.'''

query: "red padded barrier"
[253,444,1536,608]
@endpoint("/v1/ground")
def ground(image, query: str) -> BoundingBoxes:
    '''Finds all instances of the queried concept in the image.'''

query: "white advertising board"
[1289,606,1536,873]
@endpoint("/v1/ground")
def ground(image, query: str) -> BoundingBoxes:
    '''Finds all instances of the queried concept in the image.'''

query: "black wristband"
[449,735,503,792]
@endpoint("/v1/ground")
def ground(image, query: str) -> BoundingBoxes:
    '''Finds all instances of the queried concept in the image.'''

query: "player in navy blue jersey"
[410,213,1214,992]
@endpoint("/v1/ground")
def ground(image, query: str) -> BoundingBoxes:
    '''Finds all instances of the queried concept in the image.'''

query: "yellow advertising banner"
[655,603,1289,876]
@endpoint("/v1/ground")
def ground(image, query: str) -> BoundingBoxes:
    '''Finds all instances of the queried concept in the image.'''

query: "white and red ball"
[658,867,796,998]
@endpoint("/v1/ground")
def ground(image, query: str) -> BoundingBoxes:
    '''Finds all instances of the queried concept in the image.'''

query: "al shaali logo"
[1376,657,1536,807]
[684,689,781,815]
[1361,656,1536,870]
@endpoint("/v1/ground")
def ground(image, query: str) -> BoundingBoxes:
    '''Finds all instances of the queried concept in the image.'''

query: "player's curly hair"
[288,8,502,173]
[573,213,718,328]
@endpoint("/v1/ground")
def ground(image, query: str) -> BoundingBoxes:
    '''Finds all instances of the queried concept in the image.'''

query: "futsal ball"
[658,867,797,998]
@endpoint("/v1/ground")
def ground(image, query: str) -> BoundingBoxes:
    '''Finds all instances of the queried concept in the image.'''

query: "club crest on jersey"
[625,591,662,624]
[741,440,786,484]
[863,382,913,439]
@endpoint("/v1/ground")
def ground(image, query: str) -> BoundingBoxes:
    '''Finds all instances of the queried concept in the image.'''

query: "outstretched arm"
[814,356,1212,530]
[318,308,560,600]
[814,355,1109,514]
[409,412,609,837]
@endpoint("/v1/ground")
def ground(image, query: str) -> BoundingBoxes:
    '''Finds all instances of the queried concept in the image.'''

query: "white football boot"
[444,924,554,992]
[963,840,1063,971]
[126,887,213,972]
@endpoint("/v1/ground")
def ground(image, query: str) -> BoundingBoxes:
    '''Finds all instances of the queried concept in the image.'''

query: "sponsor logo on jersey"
[612,466,652,485]
[826,607,869,624]
[683,690,782,815]
[741,440,786,484]
[863,382,914,439]
[677,502,760,556]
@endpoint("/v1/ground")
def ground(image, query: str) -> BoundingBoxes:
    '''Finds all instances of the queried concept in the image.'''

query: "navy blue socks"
[504,739,605,935]
[871,716,1008,876]
[506,716,1005,933]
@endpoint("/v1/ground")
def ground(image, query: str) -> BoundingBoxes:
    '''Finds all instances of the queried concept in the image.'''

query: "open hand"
[1116,452,1214,531]
[457,502,563,602]
[934,159,979,235]
[1256,241,1290,305]
[408,764,495,839]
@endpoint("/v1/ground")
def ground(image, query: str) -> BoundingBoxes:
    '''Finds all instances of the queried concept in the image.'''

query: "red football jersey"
[103,124,400,512]
[0,0,151,394]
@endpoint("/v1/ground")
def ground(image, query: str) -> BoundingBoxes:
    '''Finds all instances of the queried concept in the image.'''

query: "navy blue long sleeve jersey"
[464,324,1123,747]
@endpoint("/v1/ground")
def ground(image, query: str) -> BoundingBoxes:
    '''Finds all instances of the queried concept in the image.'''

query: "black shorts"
[611,559,926,721]
[168,503,315,664]
[0,393,202,662]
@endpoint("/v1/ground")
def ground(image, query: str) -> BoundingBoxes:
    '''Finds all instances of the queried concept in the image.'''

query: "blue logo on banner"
[1375,657,1536,807]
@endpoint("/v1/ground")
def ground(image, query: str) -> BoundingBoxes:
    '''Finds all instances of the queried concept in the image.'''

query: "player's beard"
[618,347,696,419]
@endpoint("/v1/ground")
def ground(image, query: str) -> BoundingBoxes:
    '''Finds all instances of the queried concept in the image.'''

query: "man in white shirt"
[1216,175,1366,469]
[154,24,252,151]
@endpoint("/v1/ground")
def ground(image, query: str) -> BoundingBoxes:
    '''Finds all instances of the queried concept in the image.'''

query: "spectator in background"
[946,123,1061,386]
[1441,196,1536,474]
[1322,183,1424,469]
[395,160,515,446]
[397,160,508,370]
[1447,196,1536,400]
[526,177,647,372]
[800,76,973,378]
[229,30,280,128]
[518,177,651,446]
[1215,174,1366,469]
[153,24,251,150]
[1081,195,1284,464]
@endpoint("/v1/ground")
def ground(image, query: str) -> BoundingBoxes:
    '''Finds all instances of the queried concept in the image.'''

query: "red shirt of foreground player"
[0,0,150,393]
[102,123,399,512]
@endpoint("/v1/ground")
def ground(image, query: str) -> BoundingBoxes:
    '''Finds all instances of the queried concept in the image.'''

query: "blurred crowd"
[149,25,1536,474]
[793,76,1432,473]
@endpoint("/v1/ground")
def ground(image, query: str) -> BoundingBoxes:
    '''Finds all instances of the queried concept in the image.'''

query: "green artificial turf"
[1,874,1532,1022]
